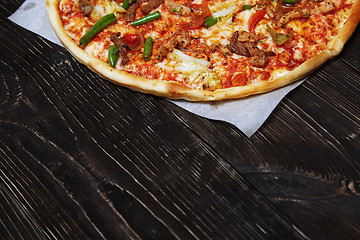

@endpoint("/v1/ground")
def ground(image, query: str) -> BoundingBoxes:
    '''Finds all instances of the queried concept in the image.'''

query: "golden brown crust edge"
[46,0,360,102]
[46,0,193,100]
[329,0,360,55]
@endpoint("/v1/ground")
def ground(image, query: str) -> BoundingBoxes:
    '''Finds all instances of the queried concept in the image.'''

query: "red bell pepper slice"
[248,9,266,32]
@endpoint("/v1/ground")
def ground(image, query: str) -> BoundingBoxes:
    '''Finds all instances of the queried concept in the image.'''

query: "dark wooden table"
[1,1,360,239]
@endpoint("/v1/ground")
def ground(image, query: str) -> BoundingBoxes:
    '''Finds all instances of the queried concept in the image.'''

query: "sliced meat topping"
[273,5,295,22]
[78,0,93,16]
[274,1,336,28]
[183,42,212,60]
[164,0,192,16]
[243,42,265,56]
[274,6,310,28]
[163,30,182,50]
[243,42,275,57]
[264,3,276,19]
[155,29,190,61]
[249,55,269,68]
[257,0,288,20]
[227,31,275,67]
[237,31,267,42]
[310,1,336,15]
[210,41,231,56]
[140,0,164,14]
[227,42,250,57]
[125,2,139,22]
[124,0,145,22]
[227,31,250,57]
[173,29,191,49]
[156,46,169,61]
[110,33,130,65]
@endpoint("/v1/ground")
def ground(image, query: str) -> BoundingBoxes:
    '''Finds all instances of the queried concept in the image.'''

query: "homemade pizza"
[46,0,360,101]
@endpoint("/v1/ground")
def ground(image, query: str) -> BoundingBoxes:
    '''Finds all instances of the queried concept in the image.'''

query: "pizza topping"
[257,0,287,20]
[278,50,291,64]
[211,41,231,56]
[121,0,130,9]
[169,29,191,48]
[168,49,210,68]
[241,4,254,11]
[141,0,164,14]
[124,0,145,22]
[205,3,239,28]
[283,0,298,4]
[275,6,311,28]
[204,16,219,28]
[227,31,251,57]
[237,30,267,42]
[55,0,356,94]
[206,75,222,90]
[168,49,222,90]
[110,32,130,65]
[108,45,119,67]
[274,1,336,28]
[122,32,145,51]
[122,33,140,45]
[79,13,117,47]
[165,0,192,16]
[244,41,275,67]
[190,1,212,19]
[266,24,293,45]
[186,15,207,30]
[104,0,128,14]
[230,72,248,86]
[143,37,154,61]
[258,70,271,81]
[131,11,162,26]
[155,29,190,61]
[248,55,269,68]
[227,31,275,68]
[248,9,266,32]
[184,2,212,30]
[204,0,240,29]
[242,42,269,57]
[156,46,170,61]
[256,0,271,5]
[78,0,93,16]
[310,1,336,15]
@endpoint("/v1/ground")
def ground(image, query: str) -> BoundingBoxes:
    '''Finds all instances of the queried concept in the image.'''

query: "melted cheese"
[59,0,354,89]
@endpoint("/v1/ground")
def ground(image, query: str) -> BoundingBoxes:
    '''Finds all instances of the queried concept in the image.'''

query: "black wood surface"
[1,1,360,239]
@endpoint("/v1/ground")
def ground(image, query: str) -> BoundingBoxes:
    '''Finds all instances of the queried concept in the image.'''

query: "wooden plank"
[2,0,360,239]
[0,0,23,17]
[159,24,360,240]
[0,17,308,239]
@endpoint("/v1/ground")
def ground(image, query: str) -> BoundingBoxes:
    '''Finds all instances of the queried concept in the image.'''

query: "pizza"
[46,0,360,101]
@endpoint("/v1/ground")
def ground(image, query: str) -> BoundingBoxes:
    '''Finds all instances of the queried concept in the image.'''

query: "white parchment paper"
[8,0,304,137]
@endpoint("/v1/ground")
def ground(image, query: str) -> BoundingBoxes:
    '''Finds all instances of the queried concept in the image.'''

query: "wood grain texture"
[160,26,360,240]
[0,0,22,17]
[0,14,308,240]
[1,0,360,239]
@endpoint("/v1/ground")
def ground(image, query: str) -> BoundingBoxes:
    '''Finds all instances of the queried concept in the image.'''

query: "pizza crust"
[46,0,360,101]
[328,0,360,56]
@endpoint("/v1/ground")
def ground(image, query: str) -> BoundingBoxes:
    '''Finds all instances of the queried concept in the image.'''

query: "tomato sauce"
[57,0,354,91]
